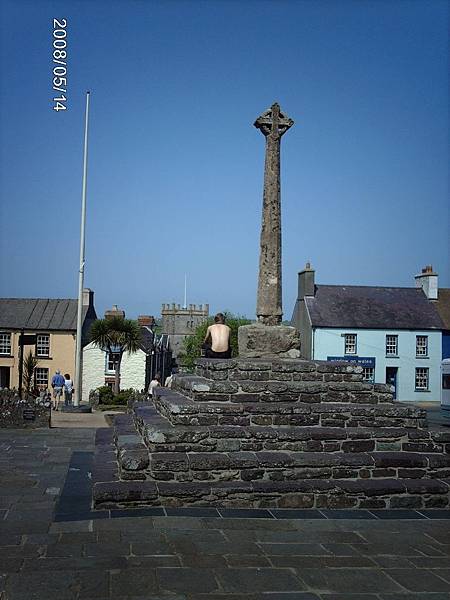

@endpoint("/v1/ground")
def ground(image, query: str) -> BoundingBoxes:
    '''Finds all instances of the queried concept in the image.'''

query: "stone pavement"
[1,424,450,599]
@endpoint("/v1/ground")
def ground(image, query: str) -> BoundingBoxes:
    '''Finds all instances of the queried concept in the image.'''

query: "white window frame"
[35,367,49,389]
[416,335,428,357]
[362,367,375,383]
[415,367,429,391]
[36,334,50,357]
[106,351,120,373]
[0,333,11,355]
[344,334,357,355]
[386,334,398,357]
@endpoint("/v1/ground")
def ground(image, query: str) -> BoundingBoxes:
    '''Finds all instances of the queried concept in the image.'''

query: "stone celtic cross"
[254,102,294,325]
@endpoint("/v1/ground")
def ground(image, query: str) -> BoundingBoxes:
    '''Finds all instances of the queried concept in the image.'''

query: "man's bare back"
[205,323,231,353]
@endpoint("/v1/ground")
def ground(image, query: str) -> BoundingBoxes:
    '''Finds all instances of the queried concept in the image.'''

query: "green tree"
[90,317,141,395]
[180,312,252,370]
[23,349,37,394]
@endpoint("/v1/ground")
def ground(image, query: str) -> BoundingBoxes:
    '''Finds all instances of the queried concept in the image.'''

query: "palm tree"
[90,317,141,395]
[23,349,38,395]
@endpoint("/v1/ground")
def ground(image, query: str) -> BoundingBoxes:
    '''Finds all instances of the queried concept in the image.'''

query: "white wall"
[313,328,442,402]
[82,342,146,402]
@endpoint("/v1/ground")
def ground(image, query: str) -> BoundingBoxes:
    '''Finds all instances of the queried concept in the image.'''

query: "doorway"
[0,366,10,389]
[386,367,398,400]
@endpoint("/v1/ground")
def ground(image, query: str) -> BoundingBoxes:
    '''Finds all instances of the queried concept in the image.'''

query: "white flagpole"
[183,273,187,309]
[74,91,90,407]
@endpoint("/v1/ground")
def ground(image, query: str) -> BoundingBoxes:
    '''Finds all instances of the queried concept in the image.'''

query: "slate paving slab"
[1,426,450,600]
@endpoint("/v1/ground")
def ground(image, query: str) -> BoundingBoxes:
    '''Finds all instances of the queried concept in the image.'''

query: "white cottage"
[81,316,155,403]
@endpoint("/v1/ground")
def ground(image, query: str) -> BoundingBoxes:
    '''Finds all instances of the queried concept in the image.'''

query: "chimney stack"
[415,265,438,300]
[138,315,155,328]
[105,304,125,319]
[298,262,315,300]
[82,288,94,307]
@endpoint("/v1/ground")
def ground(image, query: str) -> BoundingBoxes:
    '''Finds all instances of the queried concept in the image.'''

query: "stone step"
[129,400,445,454]
[171,373,395,405]
[144,450,450,483]
[151,389,426,430]
[93,476,450,510]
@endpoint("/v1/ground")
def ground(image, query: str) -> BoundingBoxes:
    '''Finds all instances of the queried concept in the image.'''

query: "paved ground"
[0,408,450,600]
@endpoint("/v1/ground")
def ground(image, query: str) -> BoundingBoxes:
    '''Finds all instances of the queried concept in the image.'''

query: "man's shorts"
[205,349,231,359]
[53,386,63,399]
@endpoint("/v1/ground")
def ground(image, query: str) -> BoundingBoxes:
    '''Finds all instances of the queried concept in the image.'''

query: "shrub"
[113,388,135,405]
[97,386,114,405]
[180,311,252,371]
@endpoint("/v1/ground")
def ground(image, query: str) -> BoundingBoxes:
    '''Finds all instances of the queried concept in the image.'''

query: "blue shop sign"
[327,356,375,368]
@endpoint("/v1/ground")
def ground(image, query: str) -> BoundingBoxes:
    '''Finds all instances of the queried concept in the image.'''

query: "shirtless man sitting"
[203,313,232,359]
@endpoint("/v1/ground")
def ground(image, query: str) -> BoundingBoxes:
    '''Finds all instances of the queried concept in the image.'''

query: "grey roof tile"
[304,285,444,330]
[0,298,88,331]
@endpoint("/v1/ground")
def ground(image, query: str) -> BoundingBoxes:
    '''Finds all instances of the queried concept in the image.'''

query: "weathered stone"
[238,323,301,358]
[389,496,423,508]
[341,440,375,453]
[93,481,158,504]
[151,453,189,472]
[119,449,149,471]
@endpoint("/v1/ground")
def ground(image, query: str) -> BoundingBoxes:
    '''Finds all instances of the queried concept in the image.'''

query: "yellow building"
[0,289,96,390]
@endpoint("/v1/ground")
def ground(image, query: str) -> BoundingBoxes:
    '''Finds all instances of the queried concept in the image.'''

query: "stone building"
[0,289,96,390]
[161,303,209,358]
[291,264,444,402]
[82,311,155,401]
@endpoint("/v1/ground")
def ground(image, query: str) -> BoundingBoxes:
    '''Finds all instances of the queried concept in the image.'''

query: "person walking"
[63,373,74,408]
[149,373,161,396]
[51,370,65,411]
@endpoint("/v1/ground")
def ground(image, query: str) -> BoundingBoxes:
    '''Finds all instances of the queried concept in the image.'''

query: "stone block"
[241,469,265,481]
[196,358,237,370]
[209,381,239,394]
[119,449,149,471]
[389,496,423,508]
[404,479,449,494]
[403,441,442,453]
[238,324,301,358]
[374,452,427,468]
[342,440,375,453]
[216,439,241,452]
[157,481,210,497]
[376,441,402,451]
[338,479,405,496]
[257,452,293,467]
[151,453,189,472]
[189,453,230,471]
[277,493,314,508]
[239,381,268,393]
[93,481,158,504]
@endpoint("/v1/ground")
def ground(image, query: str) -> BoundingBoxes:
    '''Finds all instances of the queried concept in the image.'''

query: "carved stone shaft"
[254,102,293,325]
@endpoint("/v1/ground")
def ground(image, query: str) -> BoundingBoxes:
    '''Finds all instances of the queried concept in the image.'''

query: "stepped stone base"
[92,357,450,510]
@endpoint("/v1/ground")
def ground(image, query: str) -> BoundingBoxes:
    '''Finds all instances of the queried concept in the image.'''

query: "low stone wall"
[0,390,51,428]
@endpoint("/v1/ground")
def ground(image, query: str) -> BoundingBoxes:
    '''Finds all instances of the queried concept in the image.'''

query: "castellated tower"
[161,303,209,358]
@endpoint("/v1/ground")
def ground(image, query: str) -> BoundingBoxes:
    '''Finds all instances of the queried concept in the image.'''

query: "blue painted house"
[435,288,450,359]
[291,264,445,402]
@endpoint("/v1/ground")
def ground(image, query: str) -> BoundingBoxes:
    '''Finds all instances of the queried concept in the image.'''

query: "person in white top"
[149,373,161,396]
[63,373,74,407]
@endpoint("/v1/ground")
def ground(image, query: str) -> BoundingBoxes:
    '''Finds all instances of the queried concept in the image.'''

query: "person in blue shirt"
[51,369,65,411]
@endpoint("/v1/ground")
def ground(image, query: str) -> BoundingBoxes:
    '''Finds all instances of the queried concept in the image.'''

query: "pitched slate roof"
[0,298,88,331]
[139,326,155,353]
[435,289,450,330]
[304,285,444,330]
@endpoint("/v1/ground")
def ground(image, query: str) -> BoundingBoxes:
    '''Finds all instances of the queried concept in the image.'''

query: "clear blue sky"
[0,0,448,320]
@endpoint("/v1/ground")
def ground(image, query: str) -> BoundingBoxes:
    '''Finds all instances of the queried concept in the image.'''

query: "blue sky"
[0,0,448,320]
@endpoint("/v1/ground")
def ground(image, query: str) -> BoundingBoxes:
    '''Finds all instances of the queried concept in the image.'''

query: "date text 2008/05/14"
[52,19,67,112]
